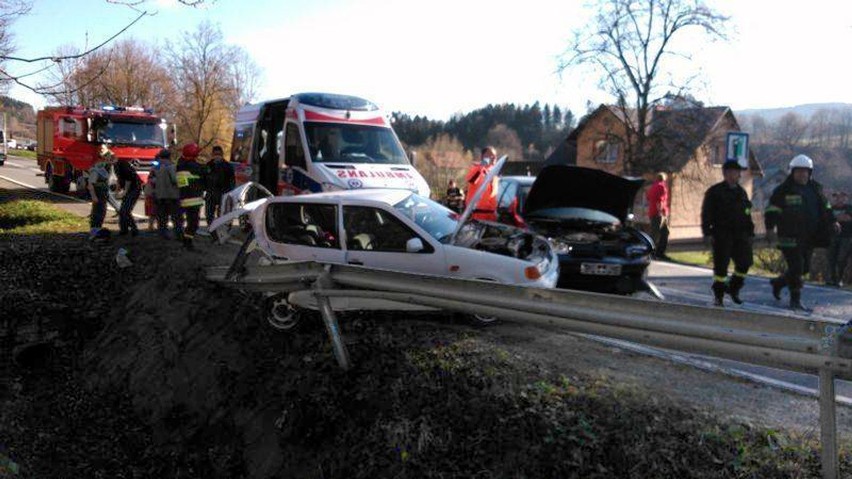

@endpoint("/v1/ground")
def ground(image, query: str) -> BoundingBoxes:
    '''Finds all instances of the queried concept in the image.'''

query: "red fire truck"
[36,105,169,193]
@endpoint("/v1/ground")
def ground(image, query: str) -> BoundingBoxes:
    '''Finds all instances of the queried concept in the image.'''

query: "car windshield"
[304,122,408,165]
[97,121,166,147]
[527,207,620,225]
[393,193,461,243]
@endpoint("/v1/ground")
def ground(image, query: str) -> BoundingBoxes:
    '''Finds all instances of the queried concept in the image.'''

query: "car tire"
[265,293,303,331]
[45,164,70,193]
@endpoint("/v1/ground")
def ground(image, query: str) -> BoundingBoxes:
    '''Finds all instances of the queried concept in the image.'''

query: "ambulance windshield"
[304,122,408,165]
[96,120,166,147]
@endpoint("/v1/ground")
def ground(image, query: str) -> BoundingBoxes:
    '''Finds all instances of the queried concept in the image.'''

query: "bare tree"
[0,0,211,96]
[485,124,523,162]
[835,107,852,149]
[773,112,808,150]
[560,0,728,174]
[166,20,261,150]
[809,108,832,147]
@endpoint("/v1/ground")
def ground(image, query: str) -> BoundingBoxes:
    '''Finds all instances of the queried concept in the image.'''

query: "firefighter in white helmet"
[764,154,840,311]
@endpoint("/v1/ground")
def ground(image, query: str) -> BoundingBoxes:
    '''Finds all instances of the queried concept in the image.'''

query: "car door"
[342,204,446,276]
[496,179,519,226]
[261,201,345,263]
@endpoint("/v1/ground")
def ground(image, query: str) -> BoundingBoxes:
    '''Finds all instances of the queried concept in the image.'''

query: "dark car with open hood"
[496,165,662,299]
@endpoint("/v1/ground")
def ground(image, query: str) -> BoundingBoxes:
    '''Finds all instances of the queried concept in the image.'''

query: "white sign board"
[726,132,749,168]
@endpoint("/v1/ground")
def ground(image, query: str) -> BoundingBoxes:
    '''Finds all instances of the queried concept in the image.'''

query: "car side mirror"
[406,237,424,253]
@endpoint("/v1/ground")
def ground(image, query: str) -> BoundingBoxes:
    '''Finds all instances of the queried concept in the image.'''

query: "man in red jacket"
[464,146,498,221]
[645,172,670,260]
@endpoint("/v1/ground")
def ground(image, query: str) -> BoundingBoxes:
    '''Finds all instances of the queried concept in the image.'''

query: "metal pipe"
[330,275,823,354]
[820,369,838,479]
[316,293,350,370]
[329,268,841,338]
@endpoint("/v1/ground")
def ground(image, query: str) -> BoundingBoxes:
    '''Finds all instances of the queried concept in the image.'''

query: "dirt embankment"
[1,231,850,478]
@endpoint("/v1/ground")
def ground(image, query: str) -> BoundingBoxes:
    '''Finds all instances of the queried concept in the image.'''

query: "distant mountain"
[736,103,852,122]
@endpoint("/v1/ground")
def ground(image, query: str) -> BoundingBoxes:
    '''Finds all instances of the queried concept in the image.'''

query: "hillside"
[737,102,852,122]
[0,96,36,141]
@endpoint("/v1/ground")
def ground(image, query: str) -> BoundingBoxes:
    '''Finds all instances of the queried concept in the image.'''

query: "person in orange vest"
[176,143,207,250]
[464,146,498,221]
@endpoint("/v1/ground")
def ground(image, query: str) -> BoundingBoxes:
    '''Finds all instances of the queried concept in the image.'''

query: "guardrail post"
[819,368,839,479]
[314,269,350,370]
[316,293,350,370]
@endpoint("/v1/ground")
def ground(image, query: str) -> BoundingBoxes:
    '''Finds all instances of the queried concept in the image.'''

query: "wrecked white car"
[210,157,559,329]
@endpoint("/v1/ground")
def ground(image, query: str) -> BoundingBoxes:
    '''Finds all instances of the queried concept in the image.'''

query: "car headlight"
[551,239,572,255]
[625,244,650,257]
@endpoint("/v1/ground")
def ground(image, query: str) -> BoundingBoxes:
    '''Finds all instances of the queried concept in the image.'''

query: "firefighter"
[765,154,840,311]
[701,160,754,306]
[176,143,207,249]
[86,144,115,239]
[205,145,235,226]
[114,155,142,236]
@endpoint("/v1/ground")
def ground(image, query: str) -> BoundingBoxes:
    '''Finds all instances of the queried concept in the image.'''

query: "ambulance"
[229,92,430,197]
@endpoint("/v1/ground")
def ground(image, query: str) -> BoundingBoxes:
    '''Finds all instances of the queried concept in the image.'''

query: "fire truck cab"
[36,105,169,193]
[230,92,430,197]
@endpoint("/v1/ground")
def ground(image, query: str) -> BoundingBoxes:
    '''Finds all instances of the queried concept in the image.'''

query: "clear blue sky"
[7,0,852,120]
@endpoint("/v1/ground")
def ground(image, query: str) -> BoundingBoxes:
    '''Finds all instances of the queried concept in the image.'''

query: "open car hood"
[524,165,644,222]
[450,155,507,243]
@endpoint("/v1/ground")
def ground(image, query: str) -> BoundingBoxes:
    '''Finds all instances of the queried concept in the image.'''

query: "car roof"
[270,188,414,205]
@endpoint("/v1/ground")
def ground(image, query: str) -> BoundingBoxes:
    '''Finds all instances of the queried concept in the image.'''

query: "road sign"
[726,132,749,168]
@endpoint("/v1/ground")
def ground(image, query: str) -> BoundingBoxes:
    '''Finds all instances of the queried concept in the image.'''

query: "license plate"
[580,263,622,276]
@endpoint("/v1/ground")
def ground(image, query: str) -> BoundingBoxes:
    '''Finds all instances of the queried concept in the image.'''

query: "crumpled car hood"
[524,165,644,222]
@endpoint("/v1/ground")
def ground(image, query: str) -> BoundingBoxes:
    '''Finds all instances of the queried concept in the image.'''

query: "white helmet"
[788,154,814,172]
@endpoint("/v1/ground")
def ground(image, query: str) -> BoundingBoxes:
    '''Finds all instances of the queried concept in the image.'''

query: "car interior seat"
[351,233,375,250]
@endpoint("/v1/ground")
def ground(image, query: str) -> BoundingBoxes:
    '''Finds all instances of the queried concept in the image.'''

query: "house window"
[595,140,619,164]
[713,144,724,165]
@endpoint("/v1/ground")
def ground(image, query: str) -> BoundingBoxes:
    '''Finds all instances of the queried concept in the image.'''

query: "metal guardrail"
[206,261,852,479]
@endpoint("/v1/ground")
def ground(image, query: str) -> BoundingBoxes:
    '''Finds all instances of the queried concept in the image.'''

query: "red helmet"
[182,143,201,159]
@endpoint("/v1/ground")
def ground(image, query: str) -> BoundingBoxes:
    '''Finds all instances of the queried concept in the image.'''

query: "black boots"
[727,276,744,305]
[712,281,726,306]
[770,276,786,300]
[789,290,811,312]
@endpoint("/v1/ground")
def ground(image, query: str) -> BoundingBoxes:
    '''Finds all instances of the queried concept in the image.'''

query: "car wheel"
[265,293,303,331]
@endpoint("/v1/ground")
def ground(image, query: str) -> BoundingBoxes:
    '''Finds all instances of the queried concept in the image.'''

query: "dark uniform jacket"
[206,159,235,195]
[701,182,754,238]
[114,160,141,191]
[176,159,207,208]
[833,203,852,238]
[765,176,834,248]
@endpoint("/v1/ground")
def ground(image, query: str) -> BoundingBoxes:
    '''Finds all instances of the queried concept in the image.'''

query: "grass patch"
[8,149,37,160]
[0,199,87,234]
[668,247,790,279]
[668,250,712,267]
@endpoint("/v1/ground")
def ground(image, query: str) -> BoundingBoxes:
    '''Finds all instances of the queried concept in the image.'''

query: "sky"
[6,0,852,121]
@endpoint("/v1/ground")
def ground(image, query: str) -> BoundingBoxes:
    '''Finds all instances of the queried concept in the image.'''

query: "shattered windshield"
[393,193,460,243]
[304,122,408,165]
[97,121,166,147]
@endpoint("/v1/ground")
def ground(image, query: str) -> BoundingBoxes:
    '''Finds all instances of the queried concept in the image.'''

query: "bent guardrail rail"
[206,261,852,479]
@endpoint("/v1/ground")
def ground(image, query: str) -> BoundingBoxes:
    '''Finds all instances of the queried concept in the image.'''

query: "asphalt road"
[3,153,852,404]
